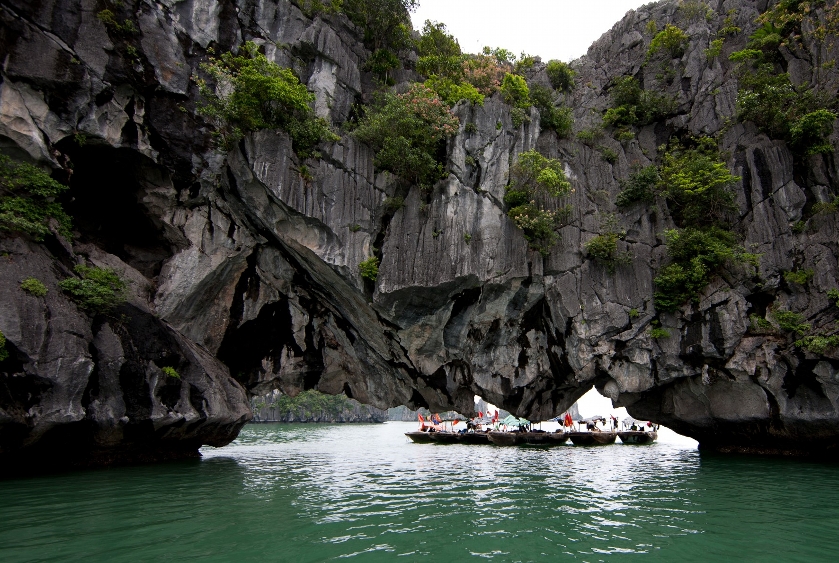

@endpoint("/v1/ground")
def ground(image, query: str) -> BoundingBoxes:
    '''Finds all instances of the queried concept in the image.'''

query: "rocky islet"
[0,0,838,471]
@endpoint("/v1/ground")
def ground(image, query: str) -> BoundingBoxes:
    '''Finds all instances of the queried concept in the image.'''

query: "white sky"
[411,0,651,62]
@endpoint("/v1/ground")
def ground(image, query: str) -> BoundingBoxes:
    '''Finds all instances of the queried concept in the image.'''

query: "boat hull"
[487,431,524,446]
[520,431,569,446]
[427,431,461,444]
[458,432,491,445]
[618,431,657,444]
[405,431,434,444]
[568,431,617,445]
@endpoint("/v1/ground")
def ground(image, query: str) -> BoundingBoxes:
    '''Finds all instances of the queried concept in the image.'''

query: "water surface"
[1,422,837,562]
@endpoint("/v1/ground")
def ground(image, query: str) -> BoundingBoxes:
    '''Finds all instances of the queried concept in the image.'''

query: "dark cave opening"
[56,141,179,278]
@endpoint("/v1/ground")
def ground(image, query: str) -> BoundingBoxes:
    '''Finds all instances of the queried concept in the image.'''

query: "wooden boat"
[519,431,569,446]
[458,432,491,445]
[405,431,435,443]
[618,431,657,444]
[487,431,524,446]
[426,431,461,444]
[568,431,618,445]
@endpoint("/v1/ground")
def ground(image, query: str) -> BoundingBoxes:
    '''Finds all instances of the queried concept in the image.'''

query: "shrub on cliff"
[546,60,575,92]
[59,265,128,315]
[0,330,8,362]
[0,156,72,241]
[354,83,458,188]
[603,76,672,129]
[196,42,338,155]
[647,24,689,59]
[504,150,572,256]
[416,20,463,80]
[530,85,573,137]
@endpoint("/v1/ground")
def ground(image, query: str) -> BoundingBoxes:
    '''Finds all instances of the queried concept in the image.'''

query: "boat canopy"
[500,414,530,427]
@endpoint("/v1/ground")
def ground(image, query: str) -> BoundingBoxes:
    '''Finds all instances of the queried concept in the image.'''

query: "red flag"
[479,411,483,418]
[492,411,498,422]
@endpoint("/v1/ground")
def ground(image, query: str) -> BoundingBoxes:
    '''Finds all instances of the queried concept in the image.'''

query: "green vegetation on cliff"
[0,156,72,241]
[59,265,128,315]
[196,42,338,155]
[504,150,572,256]
[354,83,459,188]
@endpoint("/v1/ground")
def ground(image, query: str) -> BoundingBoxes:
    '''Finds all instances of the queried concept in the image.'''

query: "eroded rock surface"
[1,0,838,467]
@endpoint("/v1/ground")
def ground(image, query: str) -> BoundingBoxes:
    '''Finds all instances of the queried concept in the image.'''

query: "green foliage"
[161,366,181,379]
[504,150,572,256]
[462,53,509,96]
[463,232,472,244]
[0,156,72,241]
[731,33,837,157]
[649,325,670,339]
[629,308,640,320]
[546,60,576,92]
[196,42,338,155]
[657,138,739,228]
[679,0,715,22]
[812,196,839,215]
[616,165,659,207]
[796,334,839,354]
[97,9,137,34]
[273,389,355,419]
[0,330,7,362]
[292,0,343,17]
[718,9,742,36]
[576,126,603,145]
[827,289,839,307]
[514,52,537,74]
[510,107,530,128]
[416,20,463,80]
[783,268,814,286]
[529,85,573,137]
[58,265,128,314]
[584,227,630,274]
[706,38,724,59]
[365,48,400,80]
[653,227,745,311]
[382,196,404,213]
[603,76,673,128]
[647,24,689,59]
[599,146,619,164]
[20,277,47,297]
[772,309,810,334]
[500,73,531,109]
[749,314,775,334]
[789,109,836,155]
[354,83,459,188]
[342,0,416,53]
[359,256,379,281]
[424,76,484,106]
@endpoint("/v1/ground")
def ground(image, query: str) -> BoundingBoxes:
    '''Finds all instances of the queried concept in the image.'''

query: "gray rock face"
[0,0,838,467]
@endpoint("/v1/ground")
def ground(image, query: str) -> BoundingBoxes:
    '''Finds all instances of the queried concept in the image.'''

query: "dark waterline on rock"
[1,422,838,562]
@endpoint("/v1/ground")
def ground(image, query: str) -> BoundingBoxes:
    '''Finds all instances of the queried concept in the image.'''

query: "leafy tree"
[504,150,572,256]
[343,0,416,53]
[196,42,338,155]
[59,265,128,315]
[616,165,659,207]
[354,83,459,188]
[0,156,72,241]
[647,24,689,59]
[462,53,510,96]
[500,73,531,109]
[657,138,739,228]
[530,85,573,137]
[359,256,379,281]
[424,76,484,106]
[546,60,575,92]
[416,20,463,80]
[603,76,673,128]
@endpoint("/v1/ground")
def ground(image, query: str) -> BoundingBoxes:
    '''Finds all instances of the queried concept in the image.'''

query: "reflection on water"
[0,422,838,562]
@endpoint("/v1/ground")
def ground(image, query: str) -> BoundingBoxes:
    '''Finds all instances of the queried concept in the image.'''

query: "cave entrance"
[56,140,182,278]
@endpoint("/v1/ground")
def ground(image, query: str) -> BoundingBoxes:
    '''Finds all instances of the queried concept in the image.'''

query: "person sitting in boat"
[430,413,443,432]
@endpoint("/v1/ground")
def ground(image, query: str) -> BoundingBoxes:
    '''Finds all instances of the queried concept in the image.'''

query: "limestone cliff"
[0,0,838,469]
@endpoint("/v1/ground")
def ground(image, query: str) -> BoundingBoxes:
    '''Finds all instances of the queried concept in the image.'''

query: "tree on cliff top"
[354,83,459,189]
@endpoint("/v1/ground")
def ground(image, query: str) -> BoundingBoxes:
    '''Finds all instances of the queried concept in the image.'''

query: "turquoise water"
[1,422,838,562]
